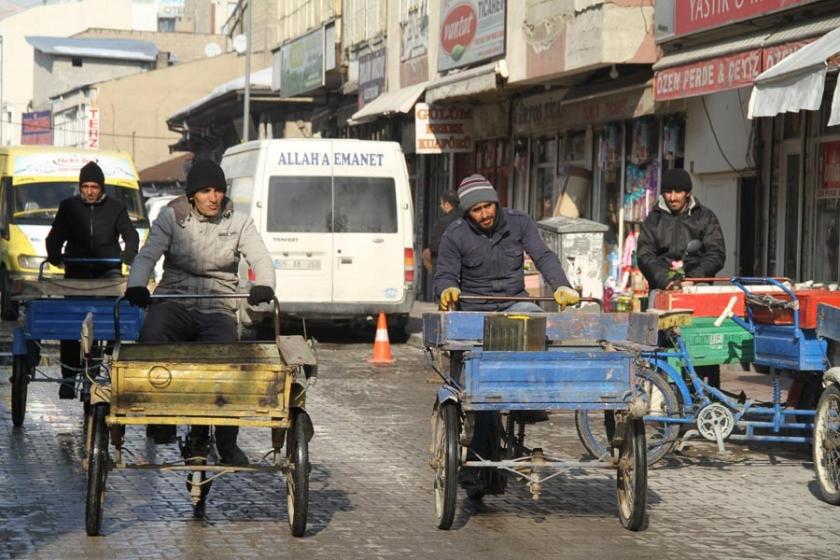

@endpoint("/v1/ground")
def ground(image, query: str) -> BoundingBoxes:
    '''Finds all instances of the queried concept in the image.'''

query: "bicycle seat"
[648,308,694,330]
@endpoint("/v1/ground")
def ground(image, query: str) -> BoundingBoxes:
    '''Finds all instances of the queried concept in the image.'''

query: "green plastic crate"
[667,317,754,368]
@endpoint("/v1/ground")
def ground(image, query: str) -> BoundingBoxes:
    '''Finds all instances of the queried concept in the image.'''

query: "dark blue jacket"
[435,208,570,311]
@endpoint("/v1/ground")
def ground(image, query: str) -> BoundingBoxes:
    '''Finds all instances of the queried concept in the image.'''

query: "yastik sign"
[674,0,813,37]
[415,103,473,153]
[278,27,325,98]
[655,49,762,101]
[357,49,386,110]
[438,0,505,72]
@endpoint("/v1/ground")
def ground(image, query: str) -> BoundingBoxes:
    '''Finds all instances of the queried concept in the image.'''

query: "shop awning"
[748,26,840,125]
[349,82,427,125]
[425,60,508,104]
[653,13,840,102]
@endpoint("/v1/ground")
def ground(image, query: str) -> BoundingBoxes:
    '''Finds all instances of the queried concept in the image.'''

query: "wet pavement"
[1,314,839,560]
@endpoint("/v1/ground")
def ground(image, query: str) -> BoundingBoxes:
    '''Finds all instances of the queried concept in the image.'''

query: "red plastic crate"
[748,289,840,329]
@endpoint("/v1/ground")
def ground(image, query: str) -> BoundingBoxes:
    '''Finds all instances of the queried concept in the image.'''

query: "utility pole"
[242,0,252,143]
[0,36,4,146]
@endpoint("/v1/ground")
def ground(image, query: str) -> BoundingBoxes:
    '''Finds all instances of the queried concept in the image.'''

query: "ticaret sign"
[438,0,505,72]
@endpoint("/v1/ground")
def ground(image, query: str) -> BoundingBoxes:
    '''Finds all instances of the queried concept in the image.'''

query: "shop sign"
[415,103,473,153]
[277,27,325,98]
[512,87,654,136]
[819,141,840,199]
[86,107,100,150]
[20,111,53,145]
[401,0,428,62]
[158,0,185,18]
[655,48,761,101]
[763,40,811,70]
[674,0,813,37]
[438,0,505,72]
[357,49,387,110]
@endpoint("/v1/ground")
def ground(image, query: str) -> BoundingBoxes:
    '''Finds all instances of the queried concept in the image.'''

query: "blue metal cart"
[9,259,143,427]
[423,304,658,531]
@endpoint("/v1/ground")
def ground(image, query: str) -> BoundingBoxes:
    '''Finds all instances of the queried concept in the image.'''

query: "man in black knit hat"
[46,160,139,399]
[124,158,275,466]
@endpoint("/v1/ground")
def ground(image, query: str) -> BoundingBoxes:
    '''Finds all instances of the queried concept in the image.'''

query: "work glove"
[439,287,461,311]
[248,284,274,305]
[47,254,63,267]
[124,286,151,308]
[554,286,581,309]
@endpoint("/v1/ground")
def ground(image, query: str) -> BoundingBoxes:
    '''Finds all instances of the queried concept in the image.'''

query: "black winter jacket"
[435,208,571,311]
[46,194,140,278]
[637,195,725,289]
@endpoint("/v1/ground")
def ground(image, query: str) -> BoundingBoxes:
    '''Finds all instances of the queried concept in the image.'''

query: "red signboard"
[762,40,811,70]
[21,110,53,145]
[674,0,812,37]
[821,141,840,198]
[655,48,761,101]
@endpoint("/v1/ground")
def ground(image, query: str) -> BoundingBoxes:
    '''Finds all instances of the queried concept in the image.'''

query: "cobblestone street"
[1,325,839,560]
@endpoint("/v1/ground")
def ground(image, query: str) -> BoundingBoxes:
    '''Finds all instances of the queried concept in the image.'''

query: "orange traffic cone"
[369,311,396,365]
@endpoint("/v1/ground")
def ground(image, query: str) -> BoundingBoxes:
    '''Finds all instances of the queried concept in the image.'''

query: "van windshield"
[11,182,148,225]
[267,176,397,233]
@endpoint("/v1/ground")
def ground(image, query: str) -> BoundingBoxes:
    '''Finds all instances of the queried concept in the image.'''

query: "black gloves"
[248,285,274,305]
[47,254,63,267]
[120,250,136,265]
[125,286,151,308]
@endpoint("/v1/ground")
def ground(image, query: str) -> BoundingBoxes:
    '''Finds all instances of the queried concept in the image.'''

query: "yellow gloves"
[439,287,461,311]
[554,286,581,309]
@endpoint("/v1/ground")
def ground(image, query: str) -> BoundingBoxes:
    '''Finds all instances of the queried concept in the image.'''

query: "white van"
[220,138,416,338]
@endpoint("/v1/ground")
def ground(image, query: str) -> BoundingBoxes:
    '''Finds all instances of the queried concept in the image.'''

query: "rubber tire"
[576,367,680,466]
[0,267,18,321]
[434,403,459,529]
[813,384,840,505]
[616,418,647,531]
[286,410,310,537]
[11,355,29,427]
[85,404,110,536]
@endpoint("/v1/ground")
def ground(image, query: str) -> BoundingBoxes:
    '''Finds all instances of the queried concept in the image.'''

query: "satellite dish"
[232,34,247,54]
[204,42,222,57]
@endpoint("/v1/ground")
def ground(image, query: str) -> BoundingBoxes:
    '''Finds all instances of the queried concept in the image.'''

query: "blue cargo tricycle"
[424,296,658,531]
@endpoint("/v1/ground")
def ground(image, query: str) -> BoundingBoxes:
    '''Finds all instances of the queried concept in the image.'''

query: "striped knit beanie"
[457,174,498,212]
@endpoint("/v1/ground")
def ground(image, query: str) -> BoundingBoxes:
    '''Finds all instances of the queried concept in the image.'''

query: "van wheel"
[388,313,410,344]
[1,267,19,321]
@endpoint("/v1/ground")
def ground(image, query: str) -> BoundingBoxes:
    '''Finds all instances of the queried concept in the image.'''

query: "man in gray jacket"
[124,159,275,466]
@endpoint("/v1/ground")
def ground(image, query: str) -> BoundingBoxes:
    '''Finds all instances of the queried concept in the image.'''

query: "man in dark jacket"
[422,190,460,273]
[435,174,579,312]
[637,168,725,290]
[45,161,140,398]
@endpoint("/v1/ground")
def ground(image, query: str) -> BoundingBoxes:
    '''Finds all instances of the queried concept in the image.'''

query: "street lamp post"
[242,0,252,143]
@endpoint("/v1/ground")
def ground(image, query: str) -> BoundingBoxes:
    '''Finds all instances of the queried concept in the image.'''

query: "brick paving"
[1,319,839,560]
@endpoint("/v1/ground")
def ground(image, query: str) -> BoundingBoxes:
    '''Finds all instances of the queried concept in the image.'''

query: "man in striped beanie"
[435,173,580,313]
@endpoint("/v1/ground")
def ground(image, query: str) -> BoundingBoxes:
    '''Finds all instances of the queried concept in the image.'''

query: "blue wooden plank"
[423,311,658,347]
[25,299,143,342]
[462,349,635,411]
[753,324,827,371]
[817,303,840,342]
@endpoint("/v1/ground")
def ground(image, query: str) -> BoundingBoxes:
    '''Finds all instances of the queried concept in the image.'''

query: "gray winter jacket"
[127,196,275,315]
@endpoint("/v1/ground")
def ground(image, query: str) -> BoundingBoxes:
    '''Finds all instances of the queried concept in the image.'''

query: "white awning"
[425,60,508,104]
[749,26,840,125]
[349,82,427,125]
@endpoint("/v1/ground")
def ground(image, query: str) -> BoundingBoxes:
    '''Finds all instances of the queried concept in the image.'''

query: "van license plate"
[275,258,321,271]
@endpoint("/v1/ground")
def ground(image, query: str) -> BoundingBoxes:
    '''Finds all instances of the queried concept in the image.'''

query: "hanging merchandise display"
[663,118,683,161]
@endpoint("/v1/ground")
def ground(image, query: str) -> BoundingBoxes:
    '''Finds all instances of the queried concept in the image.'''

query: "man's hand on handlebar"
[554,286,581,309]
[125,286,151,308]
[439,287,460,311]
[248,284,274,305]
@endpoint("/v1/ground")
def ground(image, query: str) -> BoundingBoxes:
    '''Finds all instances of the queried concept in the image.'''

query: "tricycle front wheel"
[616,418,647,531]
[85,404,110,536]
[813,384,840,505]
[11,355,29,427]
[433,402,459,530]
[286,410,311,537]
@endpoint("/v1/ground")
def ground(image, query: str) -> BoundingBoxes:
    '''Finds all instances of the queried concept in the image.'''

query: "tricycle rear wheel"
[616,418,647,531]
[11,355,29,427]
[85,404,110,536]
[813,384,840,505]
[286,410,311,537]
[434,402,459,529]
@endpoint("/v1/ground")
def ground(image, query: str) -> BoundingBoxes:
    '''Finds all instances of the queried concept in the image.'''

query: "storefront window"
[532,136,557,221]
[595,124,621,246]
[624,117,659,224]
[814,140,840,282]
[475,139,509,206]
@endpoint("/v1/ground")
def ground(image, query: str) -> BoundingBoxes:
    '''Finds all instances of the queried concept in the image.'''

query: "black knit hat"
[79,161,105,188]
[661,168,692,193]
[186,159,227,196]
